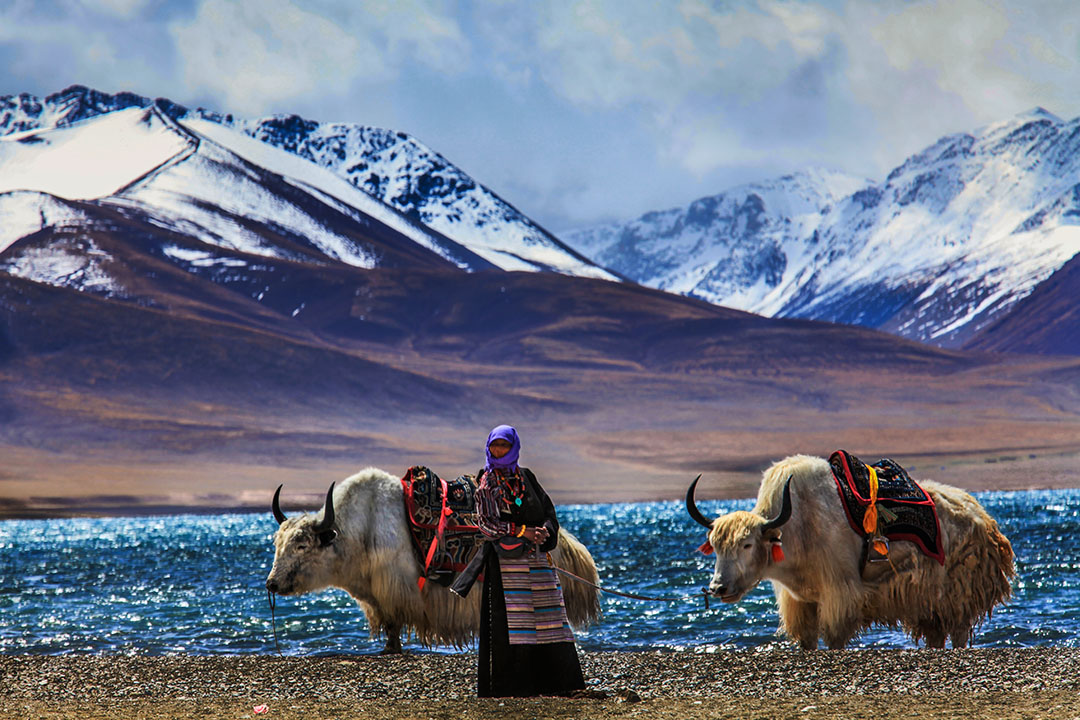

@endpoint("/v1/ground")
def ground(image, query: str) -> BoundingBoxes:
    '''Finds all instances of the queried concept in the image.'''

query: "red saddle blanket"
[829,450,944,565]
[401,466,482,589]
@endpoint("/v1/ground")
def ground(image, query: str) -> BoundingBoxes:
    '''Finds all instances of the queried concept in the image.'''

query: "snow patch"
[0,107,191,200]
[162,245,248,268]
[196,112,618,279]
[112,138,379,269]
[0,235,123,296]
[0,191,86,254]
[180,118,462,269]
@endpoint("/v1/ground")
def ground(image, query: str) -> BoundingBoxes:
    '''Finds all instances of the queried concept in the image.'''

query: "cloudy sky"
[2,0,1079,232]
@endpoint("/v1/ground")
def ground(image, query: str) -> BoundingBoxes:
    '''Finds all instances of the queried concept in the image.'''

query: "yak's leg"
[923,632,946,649]
[818,591,861,650]
[380,624,403,654]
[950,617,976,651]
[916,619,947,649]
[949,626,972,649]
[777,590,819,650]
[822,625,859,650]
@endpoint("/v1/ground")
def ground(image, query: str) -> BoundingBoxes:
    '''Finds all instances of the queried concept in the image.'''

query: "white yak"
[687,454,1015,649]
[267,467,600,653]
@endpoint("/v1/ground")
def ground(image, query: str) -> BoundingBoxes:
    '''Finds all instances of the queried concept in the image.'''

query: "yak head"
[266,483,339,596]
[686,475,792,603]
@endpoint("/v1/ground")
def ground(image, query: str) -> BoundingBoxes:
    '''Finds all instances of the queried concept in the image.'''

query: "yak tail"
[990,521,1017,585]
[552,528,602,628]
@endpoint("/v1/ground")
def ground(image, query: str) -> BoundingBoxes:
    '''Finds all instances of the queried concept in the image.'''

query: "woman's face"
[488,438,513,458]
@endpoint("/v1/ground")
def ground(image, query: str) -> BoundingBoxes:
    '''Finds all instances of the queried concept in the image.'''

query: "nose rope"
[267,588,283,656]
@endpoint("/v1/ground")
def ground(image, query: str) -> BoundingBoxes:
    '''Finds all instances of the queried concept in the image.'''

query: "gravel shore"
[4,649,1079,719]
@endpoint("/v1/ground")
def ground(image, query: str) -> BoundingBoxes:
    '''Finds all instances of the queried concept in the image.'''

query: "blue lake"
[1,489,1077,655]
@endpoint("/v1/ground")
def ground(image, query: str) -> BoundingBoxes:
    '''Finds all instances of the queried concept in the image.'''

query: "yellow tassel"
[862,465,879,535]
[863,504,878,535]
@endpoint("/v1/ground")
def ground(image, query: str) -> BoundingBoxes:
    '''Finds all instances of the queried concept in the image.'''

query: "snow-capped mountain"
[564,168,870,311]
[788,108,1080,346]
[4,86,1079,353]
[0,86,615,282]
[0,104,491,303]
[7,87,1080,516]
[190,111,613,279]
[565,109,1080,348]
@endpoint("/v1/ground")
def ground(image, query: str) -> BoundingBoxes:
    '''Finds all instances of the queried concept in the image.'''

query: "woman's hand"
[523,526,550,544]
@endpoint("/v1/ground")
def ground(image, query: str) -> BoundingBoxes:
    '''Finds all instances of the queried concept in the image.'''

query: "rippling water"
[1,490,1077,655]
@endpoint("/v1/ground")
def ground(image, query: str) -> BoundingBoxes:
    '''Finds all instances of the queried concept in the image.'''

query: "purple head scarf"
[484,424,521,472]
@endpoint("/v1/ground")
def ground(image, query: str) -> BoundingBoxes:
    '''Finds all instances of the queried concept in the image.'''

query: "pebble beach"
[4,648,1079,719]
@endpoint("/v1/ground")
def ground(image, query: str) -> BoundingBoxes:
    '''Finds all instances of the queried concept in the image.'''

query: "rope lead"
[268,589,283,656]
[552,566,687,603]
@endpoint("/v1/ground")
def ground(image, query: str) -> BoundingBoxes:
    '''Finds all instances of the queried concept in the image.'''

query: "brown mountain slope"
[2,242,1080,516]
[965,251,1080,355]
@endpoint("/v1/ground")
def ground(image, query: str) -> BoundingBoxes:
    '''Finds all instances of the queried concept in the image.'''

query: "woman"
[472,424,586,697]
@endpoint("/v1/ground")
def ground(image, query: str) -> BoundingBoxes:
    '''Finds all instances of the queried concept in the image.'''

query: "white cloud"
[367,0,470,69]
[495,1,848,176]
[0,1,167,96]
[857,1,1017,116]
[169,0,470,115]
[889,0,1078,116]
[170,0,368,113]
[5,0,1080,228]
[834,0,1080,173]
[520,0,838,110]
[78,0,151,17]
[475,0,1080,184]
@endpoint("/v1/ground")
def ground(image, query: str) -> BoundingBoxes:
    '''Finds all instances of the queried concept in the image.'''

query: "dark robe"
[474,467,585,697]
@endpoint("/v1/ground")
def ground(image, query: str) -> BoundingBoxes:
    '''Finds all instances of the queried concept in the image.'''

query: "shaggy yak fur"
[267,467,601,653]
[692,455,1015,649]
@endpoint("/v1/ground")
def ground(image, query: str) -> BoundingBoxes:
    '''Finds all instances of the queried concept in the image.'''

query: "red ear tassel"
[770,542,785,563]
[698,540,714,555]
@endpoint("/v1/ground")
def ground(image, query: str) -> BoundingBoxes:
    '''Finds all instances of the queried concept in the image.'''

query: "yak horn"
[685,474,713,529]
[314,482,336,534]
[272,484,287,525]
[762,476,793,531]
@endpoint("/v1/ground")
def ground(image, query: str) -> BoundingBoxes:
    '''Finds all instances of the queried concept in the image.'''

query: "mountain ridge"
[2,86,1080,515]
[1,85,618,281]
[6,85,1077,357]
[563,110,1080,353]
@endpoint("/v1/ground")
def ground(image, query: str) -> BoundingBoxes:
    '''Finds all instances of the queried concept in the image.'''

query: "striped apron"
[498,551,575,646]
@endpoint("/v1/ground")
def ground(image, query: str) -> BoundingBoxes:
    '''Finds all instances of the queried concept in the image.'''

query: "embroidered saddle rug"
[829,450,945,565]
[401,465,482,589]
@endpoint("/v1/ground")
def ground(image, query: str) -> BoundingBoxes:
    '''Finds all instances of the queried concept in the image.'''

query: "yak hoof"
[380,632,403,655]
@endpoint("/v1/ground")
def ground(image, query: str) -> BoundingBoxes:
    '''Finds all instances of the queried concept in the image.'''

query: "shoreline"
[5,443,1080,522]
[3,649,1079,719]
[4,474,1079,522]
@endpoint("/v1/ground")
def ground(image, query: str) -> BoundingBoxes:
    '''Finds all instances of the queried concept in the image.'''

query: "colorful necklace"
[500,472,526,507]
